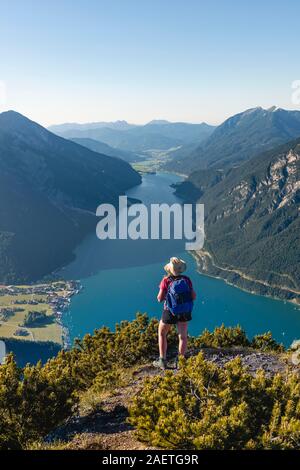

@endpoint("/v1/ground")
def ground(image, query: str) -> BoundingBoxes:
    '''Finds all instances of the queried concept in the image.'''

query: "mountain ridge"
[50,120,215,153]
[48,119,136,133]
[165,106,300,174]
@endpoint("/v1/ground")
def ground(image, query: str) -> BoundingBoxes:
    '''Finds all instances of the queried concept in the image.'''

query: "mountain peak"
[0,109,28,121]
[267,105,281,112]
[0,110,52,142]
[239,106,284,116]
[242,106,263,115]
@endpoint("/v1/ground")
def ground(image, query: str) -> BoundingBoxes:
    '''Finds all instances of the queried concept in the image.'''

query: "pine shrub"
[129,353,300,449]
[251,332,284,352]
[191,324,250,348]
[0,314,290,449]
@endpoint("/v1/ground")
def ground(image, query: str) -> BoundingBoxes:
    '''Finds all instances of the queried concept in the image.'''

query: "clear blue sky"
[0,0,299,126]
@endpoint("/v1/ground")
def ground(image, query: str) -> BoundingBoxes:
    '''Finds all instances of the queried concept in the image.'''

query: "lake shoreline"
[191,251,300,307]
[161,169,299,307]
[57,171,300,349]
[0,280,82,350]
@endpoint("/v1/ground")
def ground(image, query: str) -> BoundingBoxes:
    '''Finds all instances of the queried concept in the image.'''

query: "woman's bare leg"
[158,320,171,359]
[177,322,188,356]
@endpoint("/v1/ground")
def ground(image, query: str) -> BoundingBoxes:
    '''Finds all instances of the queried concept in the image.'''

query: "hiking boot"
[152,357,167,370]
[174,355,186,370]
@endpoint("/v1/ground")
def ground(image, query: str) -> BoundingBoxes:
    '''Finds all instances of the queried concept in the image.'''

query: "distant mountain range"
[49,120,136,133]
[175,137,300,302]
[0,111,141,283]
[49,120,215,154]
[53,108,300,174]
[166,107,300,174]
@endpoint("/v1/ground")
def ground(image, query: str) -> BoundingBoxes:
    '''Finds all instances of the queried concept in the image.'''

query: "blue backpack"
[166,276,194,316]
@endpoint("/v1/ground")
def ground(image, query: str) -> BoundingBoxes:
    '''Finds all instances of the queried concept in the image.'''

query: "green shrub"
[112,313,178,366]
[0,314,291,450]
[251,332,284,352]
[0,313,177,449]
[191,324,250,348]
[45,313,178,393]
[47,313,178,391]
[0,354,77,449]
[128,353,300,449]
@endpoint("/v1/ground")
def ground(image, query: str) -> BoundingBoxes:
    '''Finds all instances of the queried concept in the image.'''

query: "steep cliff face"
[177,139,300,302]
[216,148,299,221]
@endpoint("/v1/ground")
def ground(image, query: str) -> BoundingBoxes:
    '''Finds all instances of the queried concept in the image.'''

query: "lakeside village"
[0,280,81,352]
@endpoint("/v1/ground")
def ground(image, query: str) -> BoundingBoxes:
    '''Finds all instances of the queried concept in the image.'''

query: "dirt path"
[47,364,160,450]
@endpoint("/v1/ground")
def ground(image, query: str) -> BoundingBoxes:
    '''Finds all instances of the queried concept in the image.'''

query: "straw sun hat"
[164,257,187,276]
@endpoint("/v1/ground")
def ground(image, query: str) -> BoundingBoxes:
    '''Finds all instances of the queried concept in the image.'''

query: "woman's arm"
[157,276,168,302]
[157,288,166,302]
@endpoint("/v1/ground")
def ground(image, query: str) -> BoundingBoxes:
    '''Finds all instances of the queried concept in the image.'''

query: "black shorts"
[161,309,192,325]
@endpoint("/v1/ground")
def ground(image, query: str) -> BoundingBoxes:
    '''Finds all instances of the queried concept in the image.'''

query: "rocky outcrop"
[44,347,298,450]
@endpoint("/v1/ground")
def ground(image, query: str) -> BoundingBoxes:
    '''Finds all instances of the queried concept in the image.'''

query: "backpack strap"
[168,274,183,283]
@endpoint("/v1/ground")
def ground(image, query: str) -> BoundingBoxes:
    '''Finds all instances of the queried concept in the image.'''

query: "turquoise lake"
[60,172,300,347]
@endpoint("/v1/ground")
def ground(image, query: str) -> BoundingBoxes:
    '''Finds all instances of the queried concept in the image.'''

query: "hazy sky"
[1,0,300,126]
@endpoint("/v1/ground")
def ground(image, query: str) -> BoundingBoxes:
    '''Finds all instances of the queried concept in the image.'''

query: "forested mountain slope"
[0,111,141,283]
[167,107,300,174]
[70,137,141,163]
[176,138,300,301]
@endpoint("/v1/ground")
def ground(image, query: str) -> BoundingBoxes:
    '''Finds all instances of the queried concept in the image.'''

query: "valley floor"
[0,281,80,347]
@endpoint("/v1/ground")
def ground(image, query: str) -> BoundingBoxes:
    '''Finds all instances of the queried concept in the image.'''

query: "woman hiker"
[153,257,196,369]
